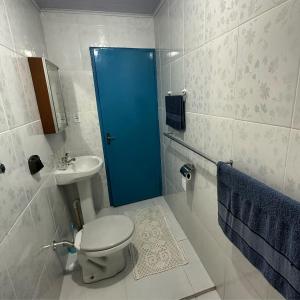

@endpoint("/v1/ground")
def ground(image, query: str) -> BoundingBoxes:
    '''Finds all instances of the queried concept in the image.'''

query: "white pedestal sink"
[55,156,103,223]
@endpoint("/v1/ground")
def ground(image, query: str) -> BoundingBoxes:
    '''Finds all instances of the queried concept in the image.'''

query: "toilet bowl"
[74,215,134,283]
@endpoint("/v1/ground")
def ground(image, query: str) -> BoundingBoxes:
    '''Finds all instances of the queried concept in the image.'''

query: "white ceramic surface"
[55,156,103,186]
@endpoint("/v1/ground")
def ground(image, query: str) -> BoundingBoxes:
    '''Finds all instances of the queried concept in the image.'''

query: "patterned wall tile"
[284,129,300,202]
[30,183,56,259]
[161,63,171,106]
[11,121,54,200]
[0,96,8,133]
[0,0,13,49]
[156,1,170,66]
[184,47,205,113]
[232,120,290,191]
[43,20,83,71]
[292,73,300,129]
[184,30,237,117]
[235,0,300,126]
[0,46,28,128]
[4,0,46,56]
[169,0,184,61]
[239,0,287,23]
[60,71,97,113]
[78,24,109,71]
[0,132,28,243]
[0,240,16,299]
[171,57,184,94]
[202,30,238,118]
[2,208,44,299]
[184,0,205,53]
[205,0,239,41]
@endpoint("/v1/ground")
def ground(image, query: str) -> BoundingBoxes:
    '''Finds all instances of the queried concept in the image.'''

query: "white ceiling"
[34,0,161,15]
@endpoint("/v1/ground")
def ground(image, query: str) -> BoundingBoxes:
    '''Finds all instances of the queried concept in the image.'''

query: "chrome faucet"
[58,152,76,170]
[63,152,76,164]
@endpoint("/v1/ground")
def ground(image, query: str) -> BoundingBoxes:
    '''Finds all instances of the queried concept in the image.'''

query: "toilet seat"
[75,215,134,253]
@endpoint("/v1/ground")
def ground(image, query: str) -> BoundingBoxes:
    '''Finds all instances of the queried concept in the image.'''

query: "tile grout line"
[161,0,290,65]
[0,173,53,248]
[282,58,300,191]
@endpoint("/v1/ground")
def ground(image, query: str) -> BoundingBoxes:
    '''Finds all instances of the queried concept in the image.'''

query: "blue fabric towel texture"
[217,162,300,300]
[165,95,185,131]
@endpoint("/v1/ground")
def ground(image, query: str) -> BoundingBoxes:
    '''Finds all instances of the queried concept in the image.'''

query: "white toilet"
[74,214,134,283]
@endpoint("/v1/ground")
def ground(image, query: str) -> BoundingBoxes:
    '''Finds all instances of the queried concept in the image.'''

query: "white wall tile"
[0,46,27,128]
[156,1,170,66]
[202,30,238,118]
[0,0,13,49]
[205,0,239,41]
[184,0,205,53]
[0,240,16,299]
[0,2,70,298]
[78,24,109,70]
[60,71,97,113]
[169,0,184,61]
[43,21,83,71]
[232,120,289,191]
[235,0,300,126]
[171,57,184,94]
[11,121,54,200]
[0,132,28,242]
[155,0,299,299]
[0,96,8,133]
[4,0,46,56]
[292,71,300,129]
[239,0,287,23]
[2,208,44,299]
[284,129,300,202]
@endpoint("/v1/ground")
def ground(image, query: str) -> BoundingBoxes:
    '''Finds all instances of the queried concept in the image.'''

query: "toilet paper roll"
[180,164,194,181]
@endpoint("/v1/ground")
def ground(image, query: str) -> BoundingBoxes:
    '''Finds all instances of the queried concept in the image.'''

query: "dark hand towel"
[217,162,300,300]
[165,95,185,130]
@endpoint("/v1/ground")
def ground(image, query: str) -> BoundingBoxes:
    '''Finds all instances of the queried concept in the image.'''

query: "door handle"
[106,133,116,145]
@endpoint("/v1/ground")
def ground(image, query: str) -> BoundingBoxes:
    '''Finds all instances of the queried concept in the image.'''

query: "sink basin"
[55,156,103,186]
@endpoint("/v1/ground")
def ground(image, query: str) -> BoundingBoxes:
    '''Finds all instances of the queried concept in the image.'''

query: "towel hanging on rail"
[217,162,300,300]
[165,95,185,130]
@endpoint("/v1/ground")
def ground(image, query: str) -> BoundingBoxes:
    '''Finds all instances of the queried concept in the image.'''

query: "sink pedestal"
[77,179,96,223]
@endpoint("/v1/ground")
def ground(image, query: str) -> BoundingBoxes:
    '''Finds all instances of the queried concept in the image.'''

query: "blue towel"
[217,162,300,300]
[165,95,185,130]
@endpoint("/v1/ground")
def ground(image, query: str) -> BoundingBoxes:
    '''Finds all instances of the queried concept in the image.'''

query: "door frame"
[90,47,160,206]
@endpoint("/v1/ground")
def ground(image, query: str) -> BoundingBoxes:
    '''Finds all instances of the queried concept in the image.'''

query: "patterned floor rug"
[129,205,188,280]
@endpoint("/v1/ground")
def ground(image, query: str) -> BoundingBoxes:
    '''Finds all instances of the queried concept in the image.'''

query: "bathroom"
[0,0,300,299]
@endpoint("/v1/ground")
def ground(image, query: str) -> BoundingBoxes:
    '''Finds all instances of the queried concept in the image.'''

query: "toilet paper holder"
[180,164,194,181]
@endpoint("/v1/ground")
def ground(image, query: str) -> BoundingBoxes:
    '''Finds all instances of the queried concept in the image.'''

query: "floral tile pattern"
[239,0,288,23]
[284,129,300,201]
[169,0,184,61]
[235,0,300,126]
[184,0,205,53]
[205,0,239,41]
[232,120,290,191]
[292,74,300,129]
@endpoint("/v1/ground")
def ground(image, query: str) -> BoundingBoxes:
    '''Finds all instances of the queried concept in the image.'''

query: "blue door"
[90,48,162,207]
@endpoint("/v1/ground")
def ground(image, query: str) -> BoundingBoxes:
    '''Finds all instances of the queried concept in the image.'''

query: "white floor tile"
[125,267,193,300]
[180,240,215,294]
[59,196,215,300]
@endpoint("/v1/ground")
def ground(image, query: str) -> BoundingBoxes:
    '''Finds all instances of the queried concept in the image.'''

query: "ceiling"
[34,0,161,15]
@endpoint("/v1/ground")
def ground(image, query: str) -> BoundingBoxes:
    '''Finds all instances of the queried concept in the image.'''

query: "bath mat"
[129,205,188,280]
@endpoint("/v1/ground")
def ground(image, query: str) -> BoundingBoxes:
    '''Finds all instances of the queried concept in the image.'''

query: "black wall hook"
[28,155,44,175]
[0,163,5,174]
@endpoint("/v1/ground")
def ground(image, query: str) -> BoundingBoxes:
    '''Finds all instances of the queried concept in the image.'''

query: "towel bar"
[163,132,233,166]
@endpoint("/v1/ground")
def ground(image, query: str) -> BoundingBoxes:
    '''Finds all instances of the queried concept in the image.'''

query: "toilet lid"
[80,215,134,252]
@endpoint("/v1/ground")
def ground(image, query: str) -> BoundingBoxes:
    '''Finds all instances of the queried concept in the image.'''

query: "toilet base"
[78,249,126,283]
